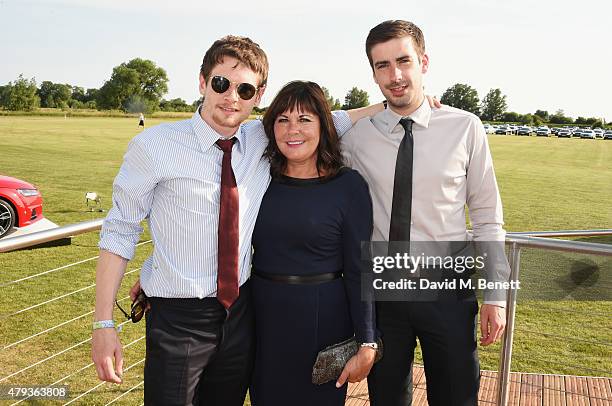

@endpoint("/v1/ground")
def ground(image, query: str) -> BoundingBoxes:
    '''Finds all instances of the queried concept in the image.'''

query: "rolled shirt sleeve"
[99,137,159,261]
[331,110,352,137]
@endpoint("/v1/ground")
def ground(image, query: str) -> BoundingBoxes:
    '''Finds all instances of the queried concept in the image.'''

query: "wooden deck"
[345,366,612,405]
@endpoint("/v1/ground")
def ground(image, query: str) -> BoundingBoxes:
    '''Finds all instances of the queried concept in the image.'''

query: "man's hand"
[426,95,441,109]
[479,304,506,346]
[92,250,128,383]
[336,347,377,388]
[92,328,123,383]
[129,278,151,312]
[129,279,141,302]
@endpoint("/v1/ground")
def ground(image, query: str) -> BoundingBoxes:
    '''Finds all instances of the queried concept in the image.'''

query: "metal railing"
[0,219,103,252]
[497,231,612,406]
[1,220,611,405]
[508,229,612,238]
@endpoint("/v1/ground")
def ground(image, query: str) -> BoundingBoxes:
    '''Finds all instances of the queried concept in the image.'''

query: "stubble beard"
[213,107,246,131]
[386,91,415,112]
[387,95,413,110]
[383,85,424,114]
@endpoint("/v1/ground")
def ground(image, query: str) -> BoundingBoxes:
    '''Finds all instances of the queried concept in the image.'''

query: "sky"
[1,0,610,121]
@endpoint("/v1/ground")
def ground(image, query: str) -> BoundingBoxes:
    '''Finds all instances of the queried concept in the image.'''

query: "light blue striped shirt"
[99,109,352,299]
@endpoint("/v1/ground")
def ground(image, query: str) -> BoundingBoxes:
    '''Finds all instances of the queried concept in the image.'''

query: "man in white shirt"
[91,36,274,406]
[342,20,509,406]
[91,34,379,405]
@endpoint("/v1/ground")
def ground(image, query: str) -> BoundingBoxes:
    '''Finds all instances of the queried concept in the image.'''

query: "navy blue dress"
[250,168,376,406]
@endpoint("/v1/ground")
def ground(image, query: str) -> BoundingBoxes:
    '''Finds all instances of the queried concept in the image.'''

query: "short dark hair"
[365,20,426,69]
[263,81,344,179]
[200,35,269,87]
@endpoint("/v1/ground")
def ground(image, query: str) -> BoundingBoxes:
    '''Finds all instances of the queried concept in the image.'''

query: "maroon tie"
[216,138,239,309]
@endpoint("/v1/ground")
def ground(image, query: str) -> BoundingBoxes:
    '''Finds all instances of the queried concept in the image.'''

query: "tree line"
[440,83,607,128]
[0,58,372,115]
[0,59,198,114]
[0,60,607,126]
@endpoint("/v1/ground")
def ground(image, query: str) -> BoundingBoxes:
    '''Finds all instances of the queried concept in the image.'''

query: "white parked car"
[604,130,612,140]
[483,124,495,134]
[557,128,572,138]
[580,129,596,139]
[535,126,551,136]
[593,128,604,139]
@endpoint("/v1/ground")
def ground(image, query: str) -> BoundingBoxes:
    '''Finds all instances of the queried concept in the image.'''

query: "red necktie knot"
[216,138,235,153]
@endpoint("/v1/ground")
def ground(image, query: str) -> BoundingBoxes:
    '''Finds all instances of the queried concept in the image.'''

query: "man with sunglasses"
[92,35,384,405]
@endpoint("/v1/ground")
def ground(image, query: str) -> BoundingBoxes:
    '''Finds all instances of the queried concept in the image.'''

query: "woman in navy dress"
[250,81,378,406]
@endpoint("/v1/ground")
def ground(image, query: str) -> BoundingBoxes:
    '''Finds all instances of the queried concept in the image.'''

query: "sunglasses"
[210,75,259,100]
[116,290,147,323]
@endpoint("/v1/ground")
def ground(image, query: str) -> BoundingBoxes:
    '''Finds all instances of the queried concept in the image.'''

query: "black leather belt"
[252,270,342,285]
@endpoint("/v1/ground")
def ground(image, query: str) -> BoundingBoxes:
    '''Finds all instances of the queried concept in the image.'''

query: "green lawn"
[0,117,610,404]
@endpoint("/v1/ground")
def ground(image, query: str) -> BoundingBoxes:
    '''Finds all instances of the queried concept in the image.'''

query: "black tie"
[389,118,414,244]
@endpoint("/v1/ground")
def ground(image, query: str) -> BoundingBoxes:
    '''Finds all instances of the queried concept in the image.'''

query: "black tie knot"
[399,117,413,134]
[216,138,235,153]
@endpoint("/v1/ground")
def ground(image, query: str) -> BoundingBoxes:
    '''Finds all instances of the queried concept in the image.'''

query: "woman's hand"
[335,347,377,387]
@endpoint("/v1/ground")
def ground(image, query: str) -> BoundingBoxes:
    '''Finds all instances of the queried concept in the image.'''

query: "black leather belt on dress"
[252,270,343,285]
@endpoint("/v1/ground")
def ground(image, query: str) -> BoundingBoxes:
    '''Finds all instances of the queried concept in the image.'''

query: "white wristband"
[92,320,115,330]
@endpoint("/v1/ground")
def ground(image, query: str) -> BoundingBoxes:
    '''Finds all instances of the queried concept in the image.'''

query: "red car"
[0,175,44,238]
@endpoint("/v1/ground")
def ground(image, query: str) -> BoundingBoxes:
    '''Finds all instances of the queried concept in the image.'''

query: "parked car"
[580,129,596,139]
[516,126,532,136]
[551,127,560,135]
[557,128,572,138]
[593,129,604,139]
[495,126,512,135]
[535,127,551,136]
[604,130,612,140]
[483,123,495,134]
[0,175,43,239]
[572,128,583,138]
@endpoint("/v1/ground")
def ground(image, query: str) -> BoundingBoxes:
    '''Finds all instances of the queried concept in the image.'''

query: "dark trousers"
[144,281,254,406]
[367,297,480,406]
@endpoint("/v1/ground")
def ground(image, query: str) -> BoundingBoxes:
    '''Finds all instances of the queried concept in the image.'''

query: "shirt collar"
[190,106,246,152]
[384,98,432,134]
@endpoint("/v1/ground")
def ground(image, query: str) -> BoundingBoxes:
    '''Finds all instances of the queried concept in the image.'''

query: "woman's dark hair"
[263,81,344,179]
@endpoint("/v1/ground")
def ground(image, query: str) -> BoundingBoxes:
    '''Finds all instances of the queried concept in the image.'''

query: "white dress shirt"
[342,100,509,304]
[99,109,352,299]
[343,99,506,242]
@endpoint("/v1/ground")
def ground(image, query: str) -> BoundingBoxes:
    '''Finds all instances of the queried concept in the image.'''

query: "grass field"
[0,116,610,405]
[0,108,195,119]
